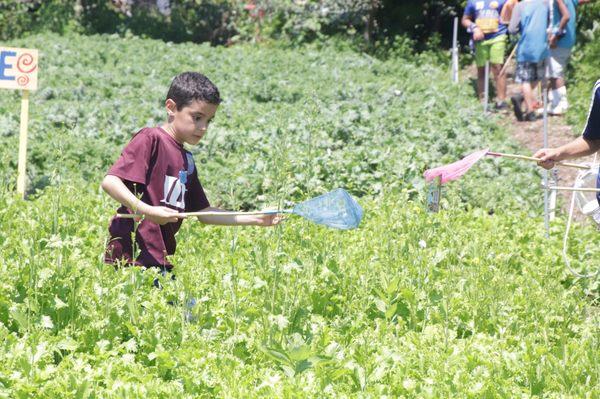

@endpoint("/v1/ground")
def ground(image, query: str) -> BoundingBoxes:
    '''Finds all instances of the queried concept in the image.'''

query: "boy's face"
[166,99,218,145]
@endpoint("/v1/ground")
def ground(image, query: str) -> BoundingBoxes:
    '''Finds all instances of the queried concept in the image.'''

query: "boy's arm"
[101,175,179,225]
[508,3,522,35]
[461,14,475,30]
[195,207,282,227]
[550,0,571,47]
[533,137,600,169]
[500,0,518,24]
[461,3,485,41]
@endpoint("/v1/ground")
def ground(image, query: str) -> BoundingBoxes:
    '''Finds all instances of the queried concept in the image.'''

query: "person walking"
[508,0,550,121]
[546,0,595,115]
[462,0,510,110]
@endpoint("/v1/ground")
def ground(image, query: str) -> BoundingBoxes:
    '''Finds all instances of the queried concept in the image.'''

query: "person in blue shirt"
[535,81,600,194]
[462,0,509,110]
[547,0,594,115]
[508,0,550,121]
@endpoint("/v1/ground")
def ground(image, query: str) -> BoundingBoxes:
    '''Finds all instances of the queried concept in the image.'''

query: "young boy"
[508,0,550,121]
[546,0,594,115]
[462,0,509,110]
[102,72,281,271]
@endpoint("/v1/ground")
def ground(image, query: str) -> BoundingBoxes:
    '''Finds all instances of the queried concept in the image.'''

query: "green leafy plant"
[0,32,597,397]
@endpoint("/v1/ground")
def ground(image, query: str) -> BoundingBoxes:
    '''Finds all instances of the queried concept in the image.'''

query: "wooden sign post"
[426,176,442,213]
[0,47,38,197]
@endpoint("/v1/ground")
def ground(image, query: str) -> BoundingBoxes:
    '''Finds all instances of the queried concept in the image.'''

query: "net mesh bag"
[291,188,363,230]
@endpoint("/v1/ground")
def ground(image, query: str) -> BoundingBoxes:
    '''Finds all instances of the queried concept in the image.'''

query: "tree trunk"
[364,0,379,43]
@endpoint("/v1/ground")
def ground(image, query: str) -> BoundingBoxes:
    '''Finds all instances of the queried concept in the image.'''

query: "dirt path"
[466,64,595,213]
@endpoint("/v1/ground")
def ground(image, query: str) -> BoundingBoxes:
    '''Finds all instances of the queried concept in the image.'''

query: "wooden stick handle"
[486,152,590,170]
[116,210,285,219]
[547,186,600,193]
[499,45,517,76]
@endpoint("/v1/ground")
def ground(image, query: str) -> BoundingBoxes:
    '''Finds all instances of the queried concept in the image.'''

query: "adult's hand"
[533,148,562,170]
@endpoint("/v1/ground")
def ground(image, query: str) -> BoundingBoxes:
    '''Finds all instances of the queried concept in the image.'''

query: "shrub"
[0,0,75,39]
[236,0,381,44]
[0,0,469,48]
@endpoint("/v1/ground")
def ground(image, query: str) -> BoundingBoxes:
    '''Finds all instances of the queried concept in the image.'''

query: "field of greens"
[0,33,598,397]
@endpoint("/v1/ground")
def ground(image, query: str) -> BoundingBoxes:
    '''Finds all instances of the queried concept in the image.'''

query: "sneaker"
[535,106,547,117]
[184,297,198,323]
[153,270,176,289]
[524,112,538,122]
[549,99,569,116]
[511,95,524,121]
[495,101,509,111]
[548,90,554,105]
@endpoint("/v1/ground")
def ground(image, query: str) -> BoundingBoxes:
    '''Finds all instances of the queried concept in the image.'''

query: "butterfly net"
[424,148,489,184]
[292,189,363,230]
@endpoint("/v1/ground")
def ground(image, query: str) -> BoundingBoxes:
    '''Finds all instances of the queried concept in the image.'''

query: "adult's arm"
[533,137,600,169]
[555,0,571,31]
[550,0,571,47]
[537,81,600,169]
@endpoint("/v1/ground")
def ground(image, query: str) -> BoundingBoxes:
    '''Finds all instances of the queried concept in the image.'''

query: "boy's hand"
[534,148,561,169]
[143,206,180,225]
[472,27,484,41]
[254,210,284,227]
[549,34,558,48]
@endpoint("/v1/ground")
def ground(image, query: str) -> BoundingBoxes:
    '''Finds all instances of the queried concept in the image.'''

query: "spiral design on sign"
[17,75,30,87]
[17,53,37,74]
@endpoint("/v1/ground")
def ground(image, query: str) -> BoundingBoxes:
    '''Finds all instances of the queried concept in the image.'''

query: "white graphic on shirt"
[161,175,186,210]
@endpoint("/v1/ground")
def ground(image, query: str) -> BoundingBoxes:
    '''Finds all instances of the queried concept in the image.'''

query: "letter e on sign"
[0,47,38,91]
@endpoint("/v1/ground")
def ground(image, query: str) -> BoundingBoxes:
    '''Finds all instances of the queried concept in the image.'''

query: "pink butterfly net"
[424,148,489,184]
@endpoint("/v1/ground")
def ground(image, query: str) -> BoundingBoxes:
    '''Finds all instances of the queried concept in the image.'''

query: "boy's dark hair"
[166,72,221,109]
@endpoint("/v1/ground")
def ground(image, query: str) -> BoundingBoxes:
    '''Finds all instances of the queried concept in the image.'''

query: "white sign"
[0,47,38,91]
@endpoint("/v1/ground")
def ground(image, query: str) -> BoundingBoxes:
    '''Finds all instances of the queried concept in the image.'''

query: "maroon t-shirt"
[104,127,210,269]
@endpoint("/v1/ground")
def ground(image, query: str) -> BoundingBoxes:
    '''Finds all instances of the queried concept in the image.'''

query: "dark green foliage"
[578,1,600,31]
[0,0,240,45]
[235,0,382,43]
[0,0,75,39]
[376,0,467,48]
[0,0,469,47]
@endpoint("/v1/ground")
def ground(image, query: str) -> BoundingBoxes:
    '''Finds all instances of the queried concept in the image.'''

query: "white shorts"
[547,47,572,79]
